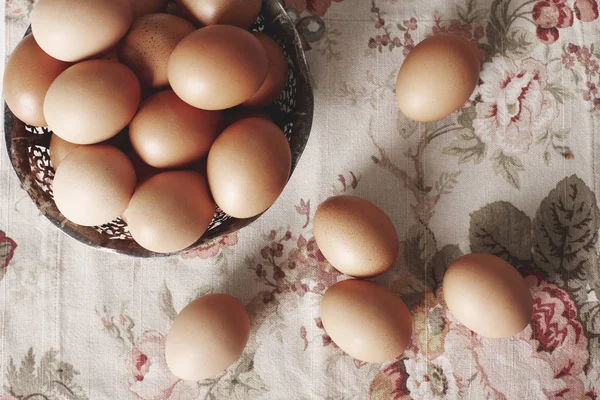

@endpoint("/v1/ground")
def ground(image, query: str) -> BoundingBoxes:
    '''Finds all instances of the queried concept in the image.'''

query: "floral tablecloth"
[3,0,600,398]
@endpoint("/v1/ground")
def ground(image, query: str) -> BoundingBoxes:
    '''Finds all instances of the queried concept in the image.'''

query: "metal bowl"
[4,0,313,257]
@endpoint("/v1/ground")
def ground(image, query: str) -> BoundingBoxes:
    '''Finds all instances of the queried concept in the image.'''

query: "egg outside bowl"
[4,0,313,257]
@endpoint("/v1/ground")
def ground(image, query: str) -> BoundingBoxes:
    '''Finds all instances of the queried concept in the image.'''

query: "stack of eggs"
[3,0,291,254]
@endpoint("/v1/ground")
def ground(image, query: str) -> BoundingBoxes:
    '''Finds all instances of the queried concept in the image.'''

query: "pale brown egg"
[242,33,289,108]
[443,253,533,338]
[166,294,250,380]
[314,196,399,278]
[120,13,195,89]
[52,145,136,226]
[3,34,70,127]
[129,90,223,168]
[44,60,141,145]
[168,25,268,110]
[176,0,261,28]
[396,34,480,122]
[31,0,132,62]
[49,134,80,169]
[125,171,215,253]
[129,0,168,18]
[320,280,412,363]
[207,118,291,218]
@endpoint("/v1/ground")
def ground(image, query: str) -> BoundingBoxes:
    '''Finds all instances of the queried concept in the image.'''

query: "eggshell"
[396,34,480,122]
[207,118,291,218]
[120,13,195,89]
[129,90,223,168]
[320,280,412,363]
[52,145,136,226]
[31,0,132,62]
[3,34,70,127]
[129,0,168,18]
[314,196,399,278]
[442,253,533,338]
[125,171,215,253]
[168,25,268,110]
[242,33,289,108]
[49,134,80,169]
[166,294,250,380]
[44,60,141,145]
[176,0,261,28]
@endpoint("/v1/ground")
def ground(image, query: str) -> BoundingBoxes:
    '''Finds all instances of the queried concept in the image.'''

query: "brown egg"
[44,60,141,145]
[314,196,399,278]
[396,34,480,122]
[168,25,268,110]
[52,145,136,226]
[129,0,168,18]
[129,90,223,168]
[320,280,412,363]
[242,33,289,108]
[207,118,291,218]
[49,135,80,169]
[125,171,215,253]
[443,253,533,338]
[166,294,250,380]
[31,0,132,62]
[120,13,195,89]
[3,34,70,127]
[176,0,261,28]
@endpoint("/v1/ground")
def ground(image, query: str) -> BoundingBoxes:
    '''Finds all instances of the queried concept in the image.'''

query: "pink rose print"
[473,57,558,155]
[523,276,588,380]
[284,0,343,16]
[181,232,238,259]
[533,0,574,29]
[0,231,17,281]
[562,44,600,110]
[127,331,181,400]
[575,0,599,21]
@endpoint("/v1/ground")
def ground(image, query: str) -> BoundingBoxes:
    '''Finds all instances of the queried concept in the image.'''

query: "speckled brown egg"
[129,90,224,168]
[168,25,268,110]
[49,134,80,169]
[3,34,70,127]
[443,253,533,338]
[52,144,136,226]
[120,13,195,89]
[207,118,291,218]
[166,294,250,380]
[44,60,141,145]
[125,171,215,253]
[176,0,261,28]
[31,0,132,62]
[314,196,399,278]
[320,280,412,363]
[242,33,288,108]
[396,34,480,122]
[129,0,168,18]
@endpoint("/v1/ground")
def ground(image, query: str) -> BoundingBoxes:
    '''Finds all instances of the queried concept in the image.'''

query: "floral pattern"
[4,0,600,398]
[0,231,17,281]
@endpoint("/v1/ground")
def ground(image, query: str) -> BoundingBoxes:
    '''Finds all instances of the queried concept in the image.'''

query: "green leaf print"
[532,175,600,286]
[159,281,177,322]
[405,222,437,281]
[492,150,524,189]
[6,348,87,400]
[443,130,486,165]
[470,201,532,264]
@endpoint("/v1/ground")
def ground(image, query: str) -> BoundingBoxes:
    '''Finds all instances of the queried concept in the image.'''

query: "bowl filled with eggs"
[4,0,313,257]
